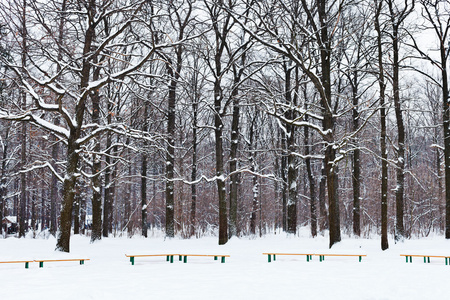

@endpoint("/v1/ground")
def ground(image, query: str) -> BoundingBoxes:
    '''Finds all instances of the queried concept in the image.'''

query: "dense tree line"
[0,0,448,252]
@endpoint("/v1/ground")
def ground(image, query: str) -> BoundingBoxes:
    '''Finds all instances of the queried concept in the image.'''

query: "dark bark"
[392,23,406,241]
[165,71,176,238]
[352,71,361,237]
[56,0,95,252]
[90,52,103,243]
[103,132,112,238]
[284,65,298,235]
[375,0,389,250]
[215,79,228,245]
[304,111,317,237]
[317,0,340,248]
[0,126,9,237]
[206,0,232,245]
[229,91,240,238]
[165,2,189,237]
[141,151,148,238]
[190,81,198,237]
[249,114,258,235]
[318,163,328,232]
[387,0,414,241]
[50,0,67,238]
[73,185,80,235]
[280,130,288,232]
[18,0,27,239]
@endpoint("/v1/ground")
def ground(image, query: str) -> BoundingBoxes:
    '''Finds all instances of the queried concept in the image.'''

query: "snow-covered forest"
[0,0,449,252]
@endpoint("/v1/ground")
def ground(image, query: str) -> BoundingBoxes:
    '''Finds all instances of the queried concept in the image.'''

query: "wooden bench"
[125,254,179,265]
[263,253,366,263]
[125,254,230,265]
[34,259,90,268]
[263,253,314,263]
[400,254,450,265]
[0,260,34,269]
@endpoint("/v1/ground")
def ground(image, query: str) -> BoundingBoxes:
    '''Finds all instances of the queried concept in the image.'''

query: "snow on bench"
[125,254,230,265]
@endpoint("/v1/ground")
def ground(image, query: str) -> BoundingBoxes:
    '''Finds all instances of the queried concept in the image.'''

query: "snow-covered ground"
[1,230,449,300]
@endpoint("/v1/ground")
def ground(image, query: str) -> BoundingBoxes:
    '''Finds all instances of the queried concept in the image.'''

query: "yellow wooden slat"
[34,259,90,262]
[0,261,33,264]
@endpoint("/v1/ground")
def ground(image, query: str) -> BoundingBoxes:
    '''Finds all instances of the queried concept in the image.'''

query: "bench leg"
[428,257,430,263]
[184,256,187,263]
[80,260,84,265]
[39,262,44,268]
[25,262,29,269]
[179,255,182,261]
[214,256,218,261]
[130,257,135,265]
[273,254,276,261]
[167,255,169,262]
[359,256,362,262]
[221,256,225,263]
[268,255,271,263]
[446,258,448,265]
[170,255,174,263]
[307,255,309,262]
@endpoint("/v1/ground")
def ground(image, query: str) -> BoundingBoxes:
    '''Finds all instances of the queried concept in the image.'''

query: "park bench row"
[3,253,450,268]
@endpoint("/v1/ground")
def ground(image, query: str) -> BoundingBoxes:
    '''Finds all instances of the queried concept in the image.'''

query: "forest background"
[0,0,449,252]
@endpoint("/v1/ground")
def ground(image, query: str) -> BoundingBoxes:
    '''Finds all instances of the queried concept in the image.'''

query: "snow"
[1,232,449,299]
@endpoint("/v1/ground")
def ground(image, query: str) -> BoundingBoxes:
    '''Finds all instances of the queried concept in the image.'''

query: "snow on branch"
[0,110,70,140]
[18,161,64,183]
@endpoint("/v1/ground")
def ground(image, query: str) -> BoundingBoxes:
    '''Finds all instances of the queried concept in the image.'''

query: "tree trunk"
[392,24,406,242]
[56,137,81,252]
[318,0,341,248]
[73,185,80,235]
[103,131,112,238]
[375,0,389,250]
[190,88,198,237]
[165,72,176,238]
[215,79,228,245]
[304,119,317,237]
[229,92,240,238]
[318,163,328,232]
[90,57,102,243]
[352,71,361,237]
[442,37,450,239]
[141,151,148,238]
[249,114,258,235]
[0,127,9,237]
[281,130,288,232]
[56,0,95,251]
[18,0,27,239]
